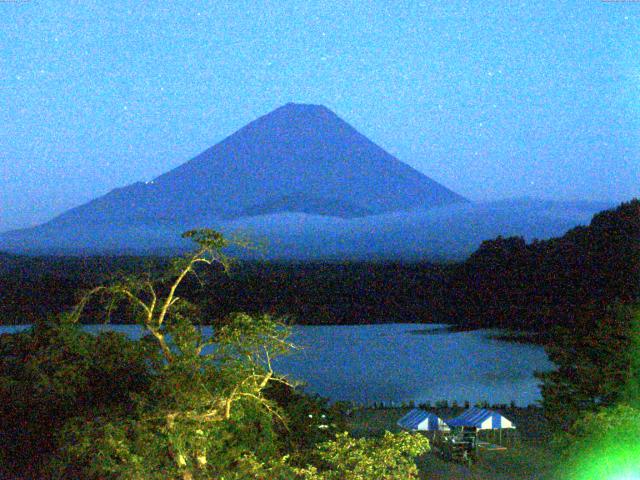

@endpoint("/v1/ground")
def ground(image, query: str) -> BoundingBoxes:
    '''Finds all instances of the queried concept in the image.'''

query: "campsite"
[348,405,556,479]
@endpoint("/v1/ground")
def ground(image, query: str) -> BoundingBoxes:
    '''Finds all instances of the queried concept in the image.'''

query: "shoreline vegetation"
[410,325,550,345]
[0,320,554,347]
[1,200,637,347]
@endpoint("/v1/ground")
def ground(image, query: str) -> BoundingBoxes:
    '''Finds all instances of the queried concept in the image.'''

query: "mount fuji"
[0,104,610,258]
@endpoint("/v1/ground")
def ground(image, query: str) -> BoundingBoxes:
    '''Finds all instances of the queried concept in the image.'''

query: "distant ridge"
[0,198,614,259]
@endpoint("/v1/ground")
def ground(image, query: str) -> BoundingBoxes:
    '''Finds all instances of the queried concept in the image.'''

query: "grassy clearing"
[345,407,558,480]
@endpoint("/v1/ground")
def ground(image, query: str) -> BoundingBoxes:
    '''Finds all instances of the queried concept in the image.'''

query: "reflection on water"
[0,323,553,406]
[275,324,552,406]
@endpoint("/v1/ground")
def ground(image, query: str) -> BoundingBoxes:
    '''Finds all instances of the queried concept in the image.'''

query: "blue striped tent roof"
[446,407,515,430]
[397,409,450,431]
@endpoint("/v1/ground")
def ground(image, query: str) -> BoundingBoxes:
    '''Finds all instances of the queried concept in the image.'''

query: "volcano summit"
[1,103,470,254]
[2,105,608,259]
[57,103,466,224]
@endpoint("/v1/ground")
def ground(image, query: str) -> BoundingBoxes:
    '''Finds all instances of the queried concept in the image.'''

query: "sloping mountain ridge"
[237,193,374,218]
[0,104,615,258]
[0,103,470,254]
[27,103,466,229]
[0,199,614,258]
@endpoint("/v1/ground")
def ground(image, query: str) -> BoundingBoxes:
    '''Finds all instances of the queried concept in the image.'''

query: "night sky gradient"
[1,0,639,231]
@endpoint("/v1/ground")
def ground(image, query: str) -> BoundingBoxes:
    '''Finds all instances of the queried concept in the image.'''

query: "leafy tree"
[540,304,640,478]
[537,304,639,431]
[47,230,296,479]
[0,317,156,478]
[263,381,348,454]
[299,431,430,480]
[0,229,431,479]
[553,404,640,480]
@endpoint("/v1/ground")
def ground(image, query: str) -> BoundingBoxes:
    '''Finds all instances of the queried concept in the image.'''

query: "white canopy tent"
[397,409,451,432]
[445,407,515,430]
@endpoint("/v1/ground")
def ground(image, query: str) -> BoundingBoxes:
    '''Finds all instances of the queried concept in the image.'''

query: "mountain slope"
[32,103,466,229]
[0,103,471,254]
[0,199,613,258]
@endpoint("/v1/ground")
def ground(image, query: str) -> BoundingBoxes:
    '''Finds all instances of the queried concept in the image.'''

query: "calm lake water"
[0,323,553,406]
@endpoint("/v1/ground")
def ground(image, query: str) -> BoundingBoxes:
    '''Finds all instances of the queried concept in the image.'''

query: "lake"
[0,323,553,406]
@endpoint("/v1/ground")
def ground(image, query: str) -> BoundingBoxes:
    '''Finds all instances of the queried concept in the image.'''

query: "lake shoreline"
[1,323,553,407]
[408,325,549,346]
[1,321,548,345]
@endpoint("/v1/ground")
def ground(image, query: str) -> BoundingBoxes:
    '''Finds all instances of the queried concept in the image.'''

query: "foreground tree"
[549,402,640,480]
[0,318,156,478]
[299,431,430,480]
[541,307,640,478]
[1,229,429,479]
[537,303,640,431]
[50,230,299,479]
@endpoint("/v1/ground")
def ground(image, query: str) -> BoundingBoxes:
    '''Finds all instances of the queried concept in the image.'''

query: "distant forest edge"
[0,199,638,337]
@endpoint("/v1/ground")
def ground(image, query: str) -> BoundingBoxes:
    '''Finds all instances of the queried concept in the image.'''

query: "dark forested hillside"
[0,255,165,325]
[0,256,449,326]
[446,199,640,333]
[200,261,449,325]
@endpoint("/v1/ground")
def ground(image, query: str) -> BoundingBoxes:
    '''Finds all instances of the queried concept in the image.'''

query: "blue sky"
[1,0,639,231]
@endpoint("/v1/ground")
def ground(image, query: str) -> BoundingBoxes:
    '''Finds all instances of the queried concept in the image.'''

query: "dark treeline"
[0,255,166,325]
[1,199,638,332]
[0,254,450,326]
[197,261,449,325]
[446,198,640,335]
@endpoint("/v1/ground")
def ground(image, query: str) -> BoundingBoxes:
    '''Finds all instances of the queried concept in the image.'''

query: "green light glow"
[567,311,640,480]
[570,442,640,480]
[611,474,640,480]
